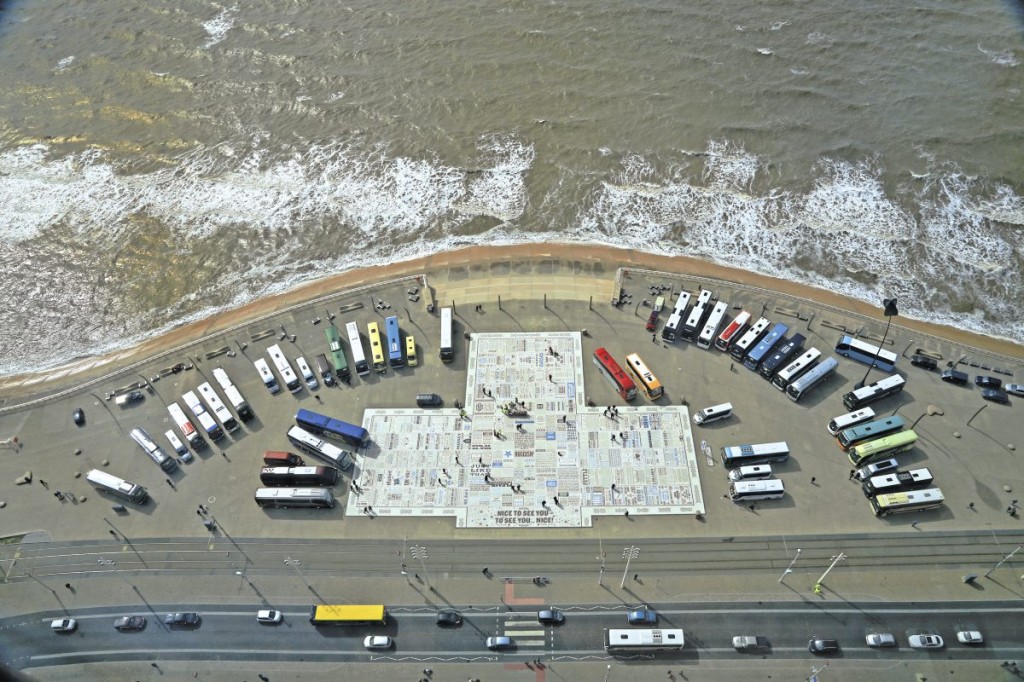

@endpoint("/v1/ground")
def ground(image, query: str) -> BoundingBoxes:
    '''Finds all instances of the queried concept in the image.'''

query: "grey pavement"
[1,253,1023,681]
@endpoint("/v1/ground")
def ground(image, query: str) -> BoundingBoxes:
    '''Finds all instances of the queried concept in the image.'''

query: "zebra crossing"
[496,613,550,648]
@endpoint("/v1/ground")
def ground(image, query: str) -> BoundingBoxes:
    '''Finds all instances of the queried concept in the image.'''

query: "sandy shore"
[1,242,1020,401]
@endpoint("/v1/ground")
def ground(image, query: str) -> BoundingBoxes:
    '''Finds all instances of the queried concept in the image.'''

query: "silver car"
[486,636,513,650]
[865,633,896,647]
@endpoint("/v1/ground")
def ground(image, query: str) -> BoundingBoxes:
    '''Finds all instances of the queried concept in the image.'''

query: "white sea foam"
[202,5,238,50]
[570,141,1023,346]
[977,44,1020,68]
[1,132,1021,376]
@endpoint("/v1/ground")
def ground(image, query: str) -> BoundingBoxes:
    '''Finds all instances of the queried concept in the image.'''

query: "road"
[4,600,1024,671]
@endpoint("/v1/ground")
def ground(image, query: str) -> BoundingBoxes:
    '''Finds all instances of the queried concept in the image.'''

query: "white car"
[908,634,944,649]
[956,630,983,645]
[865,633,896,647]
[364,635,393,650]
[256,609,283,624]
[50,618,77,633]
[1005,383,1024,398]
[732,635,760,650]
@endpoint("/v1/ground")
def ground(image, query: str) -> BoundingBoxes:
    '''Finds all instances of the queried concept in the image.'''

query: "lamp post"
[984,544,1024,578]
[856,298,898,389]
[779,548,802,583]
[621,546,640,589]
[284,557,313,593]
[411,544,431,590]
[813,552,847,594]
[24,571,56,594]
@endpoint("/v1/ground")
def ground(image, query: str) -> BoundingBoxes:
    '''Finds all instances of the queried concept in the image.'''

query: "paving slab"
[354,332,702,527]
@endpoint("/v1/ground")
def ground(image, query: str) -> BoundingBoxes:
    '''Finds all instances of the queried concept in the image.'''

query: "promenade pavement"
[1,247,1023,681]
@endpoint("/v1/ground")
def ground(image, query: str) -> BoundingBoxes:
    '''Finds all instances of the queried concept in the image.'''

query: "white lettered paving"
[351,332,704,528]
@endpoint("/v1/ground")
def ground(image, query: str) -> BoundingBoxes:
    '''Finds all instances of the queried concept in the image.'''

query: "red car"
[645,310,659,331]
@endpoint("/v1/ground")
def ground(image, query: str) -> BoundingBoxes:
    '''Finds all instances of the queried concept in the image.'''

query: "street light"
[621,546,640,589]
[813,552,847,594]
[284,557,313,593]
[856,297,898,389]
[411,544,431,590]
[779,548,802,583]
[984,544,1024,578]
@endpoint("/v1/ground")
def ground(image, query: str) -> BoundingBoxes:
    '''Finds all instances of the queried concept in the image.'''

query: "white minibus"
[693,402,733,426]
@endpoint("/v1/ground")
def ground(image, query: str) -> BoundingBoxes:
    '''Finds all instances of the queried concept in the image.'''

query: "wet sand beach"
[1,243,1020,403]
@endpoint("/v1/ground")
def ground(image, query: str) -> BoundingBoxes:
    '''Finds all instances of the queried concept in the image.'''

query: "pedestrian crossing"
[499,614,549,648]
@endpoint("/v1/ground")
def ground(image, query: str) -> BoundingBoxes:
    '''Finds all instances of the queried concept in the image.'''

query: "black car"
[435,610,462,627]
[909,354,937,370]
[808,638,839,654]
[416,393,443,407]
[975,375,1002,389]
[940,369,968,385]
[537,609,565,625]
[981,388,1009,404]
[164,612,201,628]
[114,616,147,631]
[72,408,85,426]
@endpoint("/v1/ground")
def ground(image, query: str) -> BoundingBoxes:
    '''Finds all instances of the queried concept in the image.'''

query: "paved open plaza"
[354,332,702,527]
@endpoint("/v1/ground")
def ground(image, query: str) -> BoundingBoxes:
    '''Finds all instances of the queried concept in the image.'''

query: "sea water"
[0,0,1021,374]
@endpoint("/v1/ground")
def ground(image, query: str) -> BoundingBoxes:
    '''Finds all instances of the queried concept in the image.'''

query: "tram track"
[4,530,1021,581]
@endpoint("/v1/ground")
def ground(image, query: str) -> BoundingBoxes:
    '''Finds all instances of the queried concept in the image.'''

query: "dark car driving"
[164,612,201,628]
[436,610,462,627]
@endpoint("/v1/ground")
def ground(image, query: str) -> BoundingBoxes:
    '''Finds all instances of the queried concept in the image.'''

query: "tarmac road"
[5,600,1024,670]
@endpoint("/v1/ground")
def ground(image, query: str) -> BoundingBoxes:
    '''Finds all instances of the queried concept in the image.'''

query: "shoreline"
[1,242,1021,401]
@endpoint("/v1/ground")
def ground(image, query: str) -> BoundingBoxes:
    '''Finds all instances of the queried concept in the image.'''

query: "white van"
[728,464,773,482]
[164,430,193,463]
[728,479,785,502]
[295,356,318,390]
[693,402,733,425]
